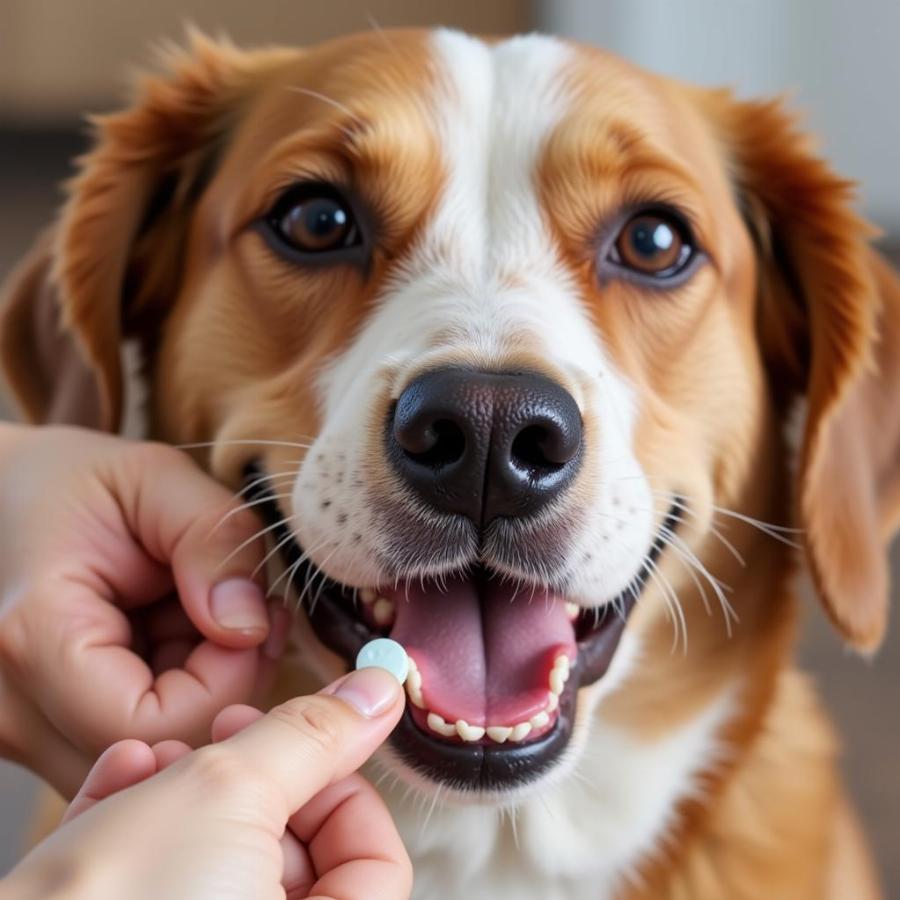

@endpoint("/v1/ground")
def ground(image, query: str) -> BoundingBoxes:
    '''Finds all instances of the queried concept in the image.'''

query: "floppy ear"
[0,33,275,430]
[712,94,900,652]
[0,230,106,425]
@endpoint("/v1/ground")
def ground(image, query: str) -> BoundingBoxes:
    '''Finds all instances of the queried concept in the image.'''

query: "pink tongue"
[386,574,576,727]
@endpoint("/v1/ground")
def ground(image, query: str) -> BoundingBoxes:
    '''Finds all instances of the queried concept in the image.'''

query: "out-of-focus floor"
[0,129,898,893]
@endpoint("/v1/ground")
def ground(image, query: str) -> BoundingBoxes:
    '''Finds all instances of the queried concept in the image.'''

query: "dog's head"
[3,29,899,801]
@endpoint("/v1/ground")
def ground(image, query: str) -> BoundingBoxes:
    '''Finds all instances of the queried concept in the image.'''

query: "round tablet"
[355,638,409,685]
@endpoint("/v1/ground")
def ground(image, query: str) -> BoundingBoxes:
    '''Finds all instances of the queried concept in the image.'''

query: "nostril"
[400,418,466,469]
[389,368,583,525]
[510,424,566,475]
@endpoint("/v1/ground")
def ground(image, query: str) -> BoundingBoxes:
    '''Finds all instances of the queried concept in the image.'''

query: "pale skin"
[0,423,412,898]
[0,422,287,794]
[2,670,411,900]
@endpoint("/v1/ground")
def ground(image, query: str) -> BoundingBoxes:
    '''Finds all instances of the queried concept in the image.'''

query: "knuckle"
[269,698,343,756]
[121,441,190,490]
[130,440,184,470]
[184,745,249,793]
[0,604,34,680]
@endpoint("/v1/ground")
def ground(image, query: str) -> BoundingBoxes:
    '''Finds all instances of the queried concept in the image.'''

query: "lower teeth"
[409,651,572,743]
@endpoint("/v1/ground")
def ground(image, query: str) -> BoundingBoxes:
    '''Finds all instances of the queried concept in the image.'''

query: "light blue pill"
[355,638,409,685]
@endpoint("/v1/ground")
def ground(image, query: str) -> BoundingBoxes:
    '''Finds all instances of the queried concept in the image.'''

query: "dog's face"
[3,30,899,807]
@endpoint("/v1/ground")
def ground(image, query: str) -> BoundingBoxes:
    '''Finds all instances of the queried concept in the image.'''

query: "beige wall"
[0,0,529,121]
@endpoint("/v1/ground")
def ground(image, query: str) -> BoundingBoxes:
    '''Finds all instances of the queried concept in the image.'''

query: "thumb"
[199,668,404,817]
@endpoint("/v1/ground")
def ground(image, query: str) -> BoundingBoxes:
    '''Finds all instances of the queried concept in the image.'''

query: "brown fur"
[2,30,897,898]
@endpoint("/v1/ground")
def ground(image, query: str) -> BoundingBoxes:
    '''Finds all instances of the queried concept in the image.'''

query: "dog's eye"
[262,184,362,261]
[608,211,695,279]
[277,196,354,251]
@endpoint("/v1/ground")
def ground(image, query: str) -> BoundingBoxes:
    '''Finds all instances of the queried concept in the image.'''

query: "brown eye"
[278,196,355,251]
[611,211,694,278]
[262,183,364,263]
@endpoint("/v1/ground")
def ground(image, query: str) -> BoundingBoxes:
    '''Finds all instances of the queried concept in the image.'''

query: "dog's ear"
[0,230,107,425]
[0,32,280,430]
[709,93,900,652]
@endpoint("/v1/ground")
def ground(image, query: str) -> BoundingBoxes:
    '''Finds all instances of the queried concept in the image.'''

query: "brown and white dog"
[2,28,898,900]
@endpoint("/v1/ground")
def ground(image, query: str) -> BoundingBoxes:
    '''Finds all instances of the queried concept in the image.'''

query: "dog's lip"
[390,663,580,792]
[243,462,678,791]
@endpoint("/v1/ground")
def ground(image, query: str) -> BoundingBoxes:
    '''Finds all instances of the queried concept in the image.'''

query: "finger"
[107,444,272,649]
[129,642,272,746]
[150,638,196,676]
[151,739,193,770]
[214,668,403,816]
[212,704,321,896]
[291,774,412,900]
[211,704,264,742]
[281,830,316,899]
[262,601,292,662]
[63,740,157,823]
[41,606,274,750]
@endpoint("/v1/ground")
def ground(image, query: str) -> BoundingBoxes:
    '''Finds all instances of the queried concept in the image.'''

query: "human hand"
[1,668,410,900]
[0,423,289,795]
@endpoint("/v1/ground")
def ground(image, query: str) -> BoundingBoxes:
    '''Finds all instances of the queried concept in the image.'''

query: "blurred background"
[0,0,897,892]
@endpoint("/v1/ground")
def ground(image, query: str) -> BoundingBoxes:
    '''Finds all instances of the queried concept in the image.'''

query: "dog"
[1,28,897,900]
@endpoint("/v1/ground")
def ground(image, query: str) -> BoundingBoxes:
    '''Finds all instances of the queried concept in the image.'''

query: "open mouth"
[245,465,675,792]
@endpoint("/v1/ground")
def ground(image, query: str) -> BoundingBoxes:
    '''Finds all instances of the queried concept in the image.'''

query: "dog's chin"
[245,465,675,796]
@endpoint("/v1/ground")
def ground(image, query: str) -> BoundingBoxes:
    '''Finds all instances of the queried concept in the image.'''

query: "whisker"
[419,783,444,840]
[235,468,300,501]
[642,555,687,654]
[200,472,299,543]
[668,530,738,628]
[507,802,520,851]
[270,535,332,603]
[604,492,741,638]
[660,525,739,635]
[658,527,713,618]
[710,505,803,547]
[364,11,398,54]
[253,523,306,581]
[292,539,341,616]
[214,515,296,573]
[284,87,362,139]
[269,553,305,602]
[647,489,803,548]
[175,438,314,451]
[663,497,747,568]
[209,491,295,536]
[307,546,342,617]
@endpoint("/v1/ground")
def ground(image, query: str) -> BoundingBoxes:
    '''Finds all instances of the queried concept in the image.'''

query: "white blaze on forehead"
[427,30,569,270]
[413,31,603,372]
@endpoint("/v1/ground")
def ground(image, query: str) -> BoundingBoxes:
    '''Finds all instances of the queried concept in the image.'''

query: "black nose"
[388,368,583,527]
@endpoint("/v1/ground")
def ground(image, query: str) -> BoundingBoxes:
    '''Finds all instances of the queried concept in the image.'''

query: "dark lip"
[243,463,678,792]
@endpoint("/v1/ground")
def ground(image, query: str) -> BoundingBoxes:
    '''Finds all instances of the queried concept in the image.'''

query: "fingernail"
[332,667,400,718]
[263,604,291,660]
[210,579,268,633]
